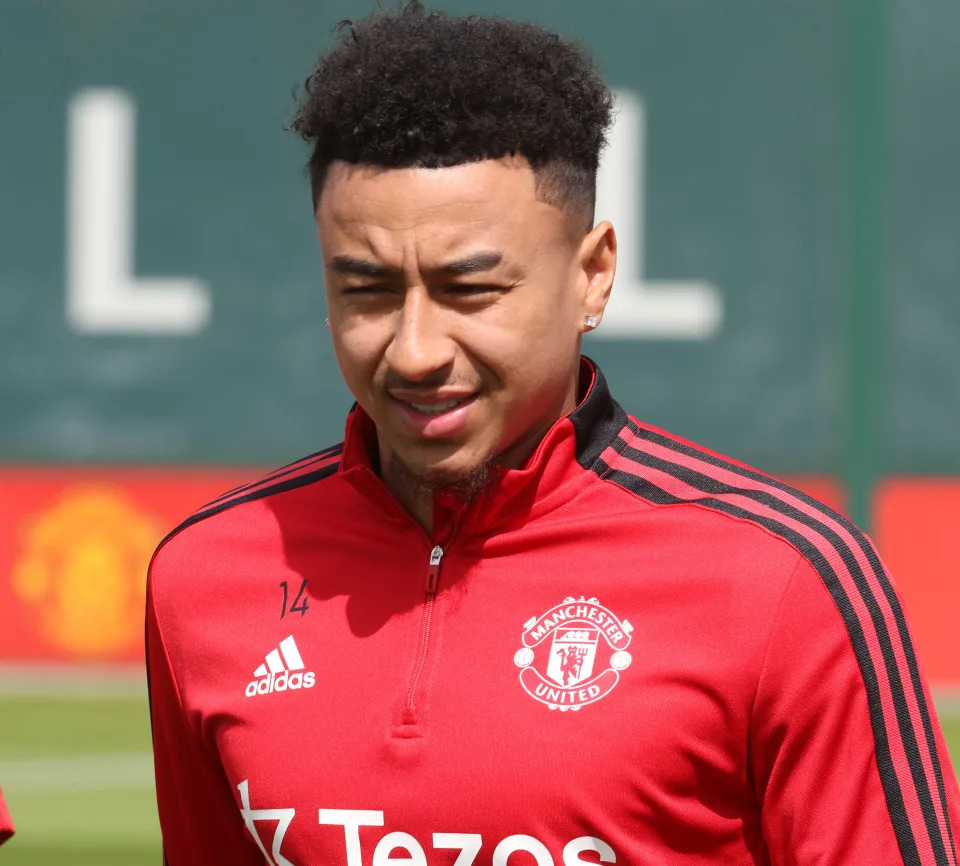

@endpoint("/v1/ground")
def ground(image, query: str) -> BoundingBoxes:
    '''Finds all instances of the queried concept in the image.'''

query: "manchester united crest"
[12,485,159,658]
[514,596,633,711]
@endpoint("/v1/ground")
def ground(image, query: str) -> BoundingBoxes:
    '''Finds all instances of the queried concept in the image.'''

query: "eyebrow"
[329,256,395,278]
[437,251,504,276]
[328,251,505,279]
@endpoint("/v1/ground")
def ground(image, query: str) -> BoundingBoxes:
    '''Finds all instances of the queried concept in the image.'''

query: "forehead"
[316,158,565,259]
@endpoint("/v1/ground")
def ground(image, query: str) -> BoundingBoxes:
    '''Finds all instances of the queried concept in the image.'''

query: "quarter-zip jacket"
[147,358,960,865]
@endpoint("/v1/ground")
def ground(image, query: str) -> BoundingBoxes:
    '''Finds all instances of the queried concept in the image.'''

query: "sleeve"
[147,563,264,866]
[750,555,960,864]
[0,784,14,845]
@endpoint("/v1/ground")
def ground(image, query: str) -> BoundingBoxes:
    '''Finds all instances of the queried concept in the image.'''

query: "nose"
[383,287,456,382]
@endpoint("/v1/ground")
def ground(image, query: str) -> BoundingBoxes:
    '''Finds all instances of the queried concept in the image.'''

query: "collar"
[338,356,627,537]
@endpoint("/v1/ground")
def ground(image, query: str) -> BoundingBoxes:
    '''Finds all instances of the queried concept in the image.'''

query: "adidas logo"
[245,635,316,698]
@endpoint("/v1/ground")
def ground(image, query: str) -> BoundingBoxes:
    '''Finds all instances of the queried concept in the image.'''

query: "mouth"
[387,392,480,437]
[403,397,472,415]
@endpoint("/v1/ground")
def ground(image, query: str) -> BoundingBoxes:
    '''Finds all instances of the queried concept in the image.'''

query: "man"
[0,785,13,846]
[146,3,960,864]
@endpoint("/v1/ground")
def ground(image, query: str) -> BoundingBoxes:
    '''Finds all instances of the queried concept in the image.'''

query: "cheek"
[480,293,578,369]
[520,268,582,328]
[332,328,386,394]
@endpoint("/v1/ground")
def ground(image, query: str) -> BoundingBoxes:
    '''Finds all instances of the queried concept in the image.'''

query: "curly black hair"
[290,1,614,230]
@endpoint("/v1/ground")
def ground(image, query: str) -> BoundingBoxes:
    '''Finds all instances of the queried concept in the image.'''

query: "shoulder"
[593,414,878,592]
[593,414,912,688]
[147,443,344,628]
[592,415,920,700]
[151,442,344,563]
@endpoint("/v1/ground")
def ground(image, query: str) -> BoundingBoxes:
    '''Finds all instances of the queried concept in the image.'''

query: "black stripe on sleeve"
[625,423,957,863]
[155,461,340,555]
[596,458,926,865]
[610,438,951,862]
[204,443,344,509]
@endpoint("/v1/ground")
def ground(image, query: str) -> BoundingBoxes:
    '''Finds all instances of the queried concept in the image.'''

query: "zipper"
[402,545,444,724]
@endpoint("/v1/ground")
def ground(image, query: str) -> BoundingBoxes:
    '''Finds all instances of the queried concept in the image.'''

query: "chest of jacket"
[178,492,788,865]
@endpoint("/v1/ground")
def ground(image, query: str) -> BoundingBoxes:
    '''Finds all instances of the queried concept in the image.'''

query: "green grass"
[0,693,159,865]
[1,697,153,757]
[0,691,957,864]
[0,846,159,866]
[943,711,960,770]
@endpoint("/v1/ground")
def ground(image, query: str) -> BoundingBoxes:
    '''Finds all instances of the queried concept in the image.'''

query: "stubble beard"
[386,451,500,505]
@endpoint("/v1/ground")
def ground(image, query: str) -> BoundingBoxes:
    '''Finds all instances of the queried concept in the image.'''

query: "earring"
[325,317,331,330]
[584,315,599,330]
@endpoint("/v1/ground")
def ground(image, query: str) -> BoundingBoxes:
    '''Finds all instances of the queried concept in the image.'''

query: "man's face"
[316,157,608,488]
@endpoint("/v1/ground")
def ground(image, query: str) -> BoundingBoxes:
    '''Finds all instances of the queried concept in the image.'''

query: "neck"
[380,458,436,532]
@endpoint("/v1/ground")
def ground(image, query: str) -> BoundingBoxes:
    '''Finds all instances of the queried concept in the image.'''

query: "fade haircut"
[289,1,614,232]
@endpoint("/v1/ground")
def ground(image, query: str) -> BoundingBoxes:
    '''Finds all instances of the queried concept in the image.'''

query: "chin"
[390,449,499,501]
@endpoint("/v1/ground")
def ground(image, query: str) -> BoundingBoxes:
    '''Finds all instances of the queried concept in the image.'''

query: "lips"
[388,393,479,438]
[405,397,469,415]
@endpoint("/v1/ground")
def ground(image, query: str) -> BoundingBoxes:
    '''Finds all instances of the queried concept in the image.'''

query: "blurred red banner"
[875,479,960,689]
[1,469,955,690]
[0,467,256,663]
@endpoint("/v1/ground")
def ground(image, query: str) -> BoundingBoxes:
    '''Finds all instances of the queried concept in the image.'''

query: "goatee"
[386,452,499,504]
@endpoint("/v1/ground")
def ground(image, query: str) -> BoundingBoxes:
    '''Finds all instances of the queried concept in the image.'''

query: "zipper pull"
[425,545,444,594]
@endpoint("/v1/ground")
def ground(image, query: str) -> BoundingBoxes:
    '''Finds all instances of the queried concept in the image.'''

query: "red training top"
[147,358,960,865]
[0,784,14,845]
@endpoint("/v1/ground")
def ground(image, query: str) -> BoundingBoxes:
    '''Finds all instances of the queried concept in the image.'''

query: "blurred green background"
[0,686,158,864]
[2,0,960,515]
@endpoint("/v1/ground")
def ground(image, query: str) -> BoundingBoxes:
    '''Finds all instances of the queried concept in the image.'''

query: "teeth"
[408,398,465,415]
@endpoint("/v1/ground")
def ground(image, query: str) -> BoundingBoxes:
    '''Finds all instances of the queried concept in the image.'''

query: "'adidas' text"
[246,635,316,698]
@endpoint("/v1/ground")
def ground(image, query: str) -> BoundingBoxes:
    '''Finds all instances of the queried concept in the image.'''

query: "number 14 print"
[279,579,309,619]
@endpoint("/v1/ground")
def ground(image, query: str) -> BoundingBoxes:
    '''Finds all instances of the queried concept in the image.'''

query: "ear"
[575,221,617,332]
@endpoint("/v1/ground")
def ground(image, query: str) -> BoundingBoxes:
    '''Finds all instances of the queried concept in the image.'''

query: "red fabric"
[147,360,958,865]
[611,424,960,862]
[0,785,14,845]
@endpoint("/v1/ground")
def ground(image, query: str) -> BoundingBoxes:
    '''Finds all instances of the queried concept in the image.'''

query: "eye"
[445,284,500,296]
[342,284,392,296]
